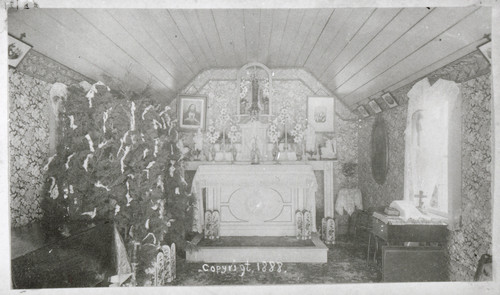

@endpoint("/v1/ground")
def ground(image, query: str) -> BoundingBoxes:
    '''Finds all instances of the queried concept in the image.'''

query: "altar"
[192,164,318,236]
[186,162,330,263]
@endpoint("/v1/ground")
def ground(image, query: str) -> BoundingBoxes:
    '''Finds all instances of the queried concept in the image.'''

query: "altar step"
[186,234,328,263]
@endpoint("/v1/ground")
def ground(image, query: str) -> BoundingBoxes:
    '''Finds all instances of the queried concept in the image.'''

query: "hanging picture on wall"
[381,92,398,108]
[368,100,382,114]
[357,105,370,118]
[178,95,207,132]
[478,41,492,64]
[307,96,335,132]
[8,35,32,68]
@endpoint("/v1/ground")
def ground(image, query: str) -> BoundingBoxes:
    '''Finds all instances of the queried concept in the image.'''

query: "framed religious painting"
[478,41,492,64]
[357,105,370,118]
[8,35,32,68]
[381,92,398,108]
[368,100,382,114]
[177,95,207,132]
[307,96,335,133]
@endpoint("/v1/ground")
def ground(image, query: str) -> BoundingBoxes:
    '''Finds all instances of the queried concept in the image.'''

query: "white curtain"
[404,78,460,212]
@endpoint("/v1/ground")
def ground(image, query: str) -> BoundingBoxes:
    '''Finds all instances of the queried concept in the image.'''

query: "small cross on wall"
[415,190,427,209]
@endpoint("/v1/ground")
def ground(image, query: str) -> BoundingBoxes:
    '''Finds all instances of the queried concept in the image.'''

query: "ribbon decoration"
[152,119,162,130]
[65,153,75,170]
[49,177,59,199]
[146,161,155,169]
[85,81,110,108]
[125,180,133,206]
[120,146,131,174]
[145,219,150,229]
[142,105,154,120]
[68,115,78,130]
[114,204,120,216]
[43,153,57,171]
[153,138,160,157]
[103,108,112,133]
[69,185,74,194]
[85,134,95,152]
[130,102,136,131]
[159,106,171,116]
[143,148,149,159]
[161,117,167,129]
[157,175,164,192]
[117,131,129,157]
[94,180,111,191]
[98,140,108,149]
[175,187,180,195]
[83,153,93,172]
[143,169,150,179]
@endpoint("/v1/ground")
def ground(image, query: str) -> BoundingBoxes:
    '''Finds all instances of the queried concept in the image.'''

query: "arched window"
[404,78,461,229]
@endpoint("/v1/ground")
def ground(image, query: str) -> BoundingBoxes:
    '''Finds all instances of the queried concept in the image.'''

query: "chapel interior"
[5,4,495,289]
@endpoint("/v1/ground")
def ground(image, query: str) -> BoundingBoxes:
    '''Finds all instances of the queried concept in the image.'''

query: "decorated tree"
[41,81,195,254]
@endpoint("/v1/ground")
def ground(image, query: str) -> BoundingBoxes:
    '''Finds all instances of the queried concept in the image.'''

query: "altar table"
[191,164,318,236]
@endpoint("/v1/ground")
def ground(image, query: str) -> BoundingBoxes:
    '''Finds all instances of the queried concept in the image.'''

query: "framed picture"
[368,100,382,114]
[8,35,32,68]
[357,105,370,118]
[307,96,335,132]
[381,92,398,108]
[478,41,492,64]
[178,95,207,132]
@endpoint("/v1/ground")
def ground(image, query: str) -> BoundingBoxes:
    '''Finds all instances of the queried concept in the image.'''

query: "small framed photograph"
[307,96,335,132]
[381,92,398,108]
[357,105,370,118]
[8,35,32,68]
[178,95,207,132]
[368,100,382,114]
[478,41,492,64]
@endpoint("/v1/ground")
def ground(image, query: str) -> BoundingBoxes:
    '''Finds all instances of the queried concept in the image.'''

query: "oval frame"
[371,116,389,185]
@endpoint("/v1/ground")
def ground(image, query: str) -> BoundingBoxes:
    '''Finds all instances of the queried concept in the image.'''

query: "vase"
[295,144,303,161]
[272,143,279,163]
[231,145,238,163]
[209,145,216,161]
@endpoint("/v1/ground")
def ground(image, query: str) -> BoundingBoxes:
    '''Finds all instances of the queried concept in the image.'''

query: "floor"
[172,236,381,285]
[11,221,381,287]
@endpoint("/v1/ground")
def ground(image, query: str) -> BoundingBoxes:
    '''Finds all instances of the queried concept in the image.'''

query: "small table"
[367,212,448,262]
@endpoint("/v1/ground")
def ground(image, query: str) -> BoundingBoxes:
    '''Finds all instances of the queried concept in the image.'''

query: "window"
[404,78,461,228]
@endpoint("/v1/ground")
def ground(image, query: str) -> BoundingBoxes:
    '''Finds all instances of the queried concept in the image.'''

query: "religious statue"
[250,137,260,164]
[248,76,261,117]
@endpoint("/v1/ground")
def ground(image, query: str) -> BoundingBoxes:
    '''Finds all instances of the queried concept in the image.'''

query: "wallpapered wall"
[176,68,359,201]
[9,50,91,227]
[357,50,492,280]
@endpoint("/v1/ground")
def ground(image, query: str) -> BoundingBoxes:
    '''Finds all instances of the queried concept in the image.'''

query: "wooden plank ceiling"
[8,7,491,108]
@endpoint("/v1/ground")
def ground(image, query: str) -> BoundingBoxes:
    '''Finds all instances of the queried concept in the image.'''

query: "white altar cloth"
[192,164,318,236]
[335,188,363,216]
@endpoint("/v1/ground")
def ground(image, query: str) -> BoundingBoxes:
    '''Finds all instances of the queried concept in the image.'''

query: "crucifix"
[415,190,427,209]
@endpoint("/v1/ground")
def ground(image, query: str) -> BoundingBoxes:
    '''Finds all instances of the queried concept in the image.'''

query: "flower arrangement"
[227,124,241,145]
[267,120,280,144]
[290,122,306,144]
[205,123,220,144]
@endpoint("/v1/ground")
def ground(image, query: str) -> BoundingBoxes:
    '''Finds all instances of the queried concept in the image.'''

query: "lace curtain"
[404,78,460,217]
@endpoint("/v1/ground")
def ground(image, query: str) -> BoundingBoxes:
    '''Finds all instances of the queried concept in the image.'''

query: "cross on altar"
[415,190,427,209]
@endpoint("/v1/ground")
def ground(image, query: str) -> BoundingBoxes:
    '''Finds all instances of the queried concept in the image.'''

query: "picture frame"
[478,41,492,64]
[177,95,207,132]
[307,96,335,133]
[8,35,32,68]
[357,105,370,118]
[381,92,398,108]
[368,100,382,114]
